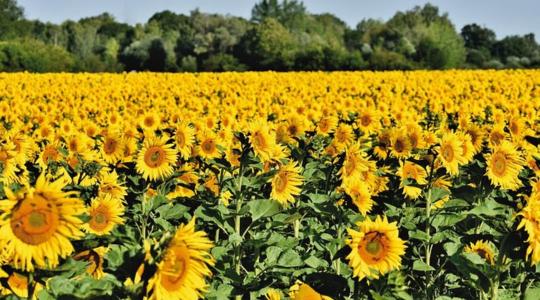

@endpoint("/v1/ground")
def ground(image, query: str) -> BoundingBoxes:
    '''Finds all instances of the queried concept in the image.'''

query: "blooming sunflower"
[390,129,412,159]
[346,215,406,280]
[484,141,524,190]
[397,161,428,200]
[270,162,303,207]
[333,123,355,151]
[464,240,495,265]
[344,180,374,215]
[266,288,282,300]
[148,218,214,300]
[136,135,177,181]
[316,115,338,136]
[339,143,370,184]
[437,133,465,176]
[518,195,540,264]
[98,170,127,202]
[101,132,124,164]
[289,280,333,300]
[0,174,85,271]
[85,195,125,235]
[249,121,276,162]
[174,122,195,160]
[197,130,221,160]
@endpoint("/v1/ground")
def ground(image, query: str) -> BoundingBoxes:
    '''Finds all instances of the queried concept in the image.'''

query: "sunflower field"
[0,71,539,300]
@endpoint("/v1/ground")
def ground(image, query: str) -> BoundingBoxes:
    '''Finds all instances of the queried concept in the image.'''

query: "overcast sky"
[16,0,540,39]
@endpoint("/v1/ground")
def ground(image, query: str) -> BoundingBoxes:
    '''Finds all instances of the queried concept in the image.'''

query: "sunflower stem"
[28,272,36,299]
[294,219,300,238]
[234,160,245,300]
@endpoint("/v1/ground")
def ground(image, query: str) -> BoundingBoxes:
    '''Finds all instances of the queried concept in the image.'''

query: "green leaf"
[409,230,430,242]
[156,203,189,220]
[413,260,435,271]
[265,246,283,265]
[305,255,322,268]
[248,199,281,221]
[278,249,303,267]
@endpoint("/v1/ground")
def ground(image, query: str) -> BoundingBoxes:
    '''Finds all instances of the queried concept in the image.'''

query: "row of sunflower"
[0,70,539,299]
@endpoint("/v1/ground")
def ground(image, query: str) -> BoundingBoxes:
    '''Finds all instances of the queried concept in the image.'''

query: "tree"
[461,24,496,50]
[0,0,24,38]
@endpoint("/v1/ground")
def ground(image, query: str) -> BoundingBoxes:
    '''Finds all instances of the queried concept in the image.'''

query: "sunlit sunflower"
[85,195,125,235]
[346,215,406,280]
[339,144,370,184]
[270,162,303,207]
[518,196,540,264]
[464,124,485,154]
[488,125,507,148]
[464,240,495,265]
[73,247,108,279]
[197,130,221,160]
[343,180,374,216]
[148,218,214,300]
[98,170,127,202]
[101,132,124,164]
[390,129,412,159]
[249,121,276,162]
[373,130,391,160]
[357,109,380,135]
[0,174,85,271]
[457,132,475,164]
[316,115,338,136]
[485,141,524,190]
[0,143,18,185]
[139,111,162,132]
[437,133,465,176]
[4,272,43,298]
[136,135,177,181]
[289,280,333,300]
[175,122,195,160]
[333,123,355,151]
[168,165,199,199]
[397,161,428,200]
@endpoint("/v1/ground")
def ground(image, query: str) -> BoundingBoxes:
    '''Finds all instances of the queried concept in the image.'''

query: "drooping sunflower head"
[85,194,125,236]
[464,240,495,265]
[73,247,108,279]
[270,162,304,207]
[0,174,85,271]
[397,161,428,200]
[484,141,524,190]
[148,218,214,300]
[346,215,406,280]
[136,135,177,181]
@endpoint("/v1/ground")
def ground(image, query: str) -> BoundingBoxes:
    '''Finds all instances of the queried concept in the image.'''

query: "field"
[0,70,539,299]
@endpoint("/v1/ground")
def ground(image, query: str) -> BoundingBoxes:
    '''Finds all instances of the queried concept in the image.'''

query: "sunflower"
[101,132,124,164]
[0,174,85,271]
[0,143,18,185]
[397,161,428,200]
[249,121,276,162]
[98,170,127,202]
[266,288,282,300]
[357,109,380,135]
[270,162,303,207]
[464,124,485,154]
[437,133,465,176]
[488,125,507,148]
[168,165,199,199]
[464,240,495,265]
[148,218,214,300]
[289,280,333,300]
[390,129,412,159]
[316,115,338,136]
[197,130,221,160]
[73,247,108,279]
[518,196,540,264]
[343,180,374,216]
[457,132,475,164]
[339,144,370,184]
[175,122,195,160]
[333,123,355,151]
[4,272,43,298]
[346,215,406,280]
[373,130,391,160]
[85,195,125,235]
[136,135,177,181]
[484,141,524,190]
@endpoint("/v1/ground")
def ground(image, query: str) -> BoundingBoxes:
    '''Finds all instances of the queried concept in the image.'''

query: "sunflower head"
[464,240,495,265]
[346,215,406,280]
[270,162,303,207]
[136,135,177,181]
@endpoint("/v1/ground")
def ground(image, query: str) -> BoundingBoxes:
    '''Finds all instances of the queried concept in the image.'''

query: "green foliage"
[0,39,74,72]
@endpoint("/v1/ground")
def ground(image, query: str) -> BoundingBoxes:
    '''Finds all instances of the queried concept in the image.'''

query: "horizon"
[16,0,540,39]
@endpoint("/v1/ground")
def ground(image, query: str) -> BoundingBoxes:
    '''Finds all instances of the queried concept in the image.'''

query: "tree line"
[0,0,539,72]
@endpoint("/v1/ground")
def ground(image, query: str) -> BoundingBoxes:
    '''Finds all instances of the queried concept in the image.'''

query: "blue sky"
[17,0,540,39]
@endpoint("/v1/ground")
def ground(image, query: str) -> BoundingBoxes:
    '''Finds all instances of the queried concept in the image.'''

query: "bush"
[0,39,74,72]
[201,54,246,72]
[370,48,414,70]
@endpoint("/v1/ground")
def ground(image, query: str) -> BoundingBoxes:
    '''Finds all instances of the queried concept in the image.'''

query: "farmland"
[0,70,539,299]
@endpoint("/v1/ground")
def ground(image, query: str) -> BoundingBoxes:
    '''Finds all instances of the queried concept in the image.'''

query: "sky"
[16,0,540,39]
